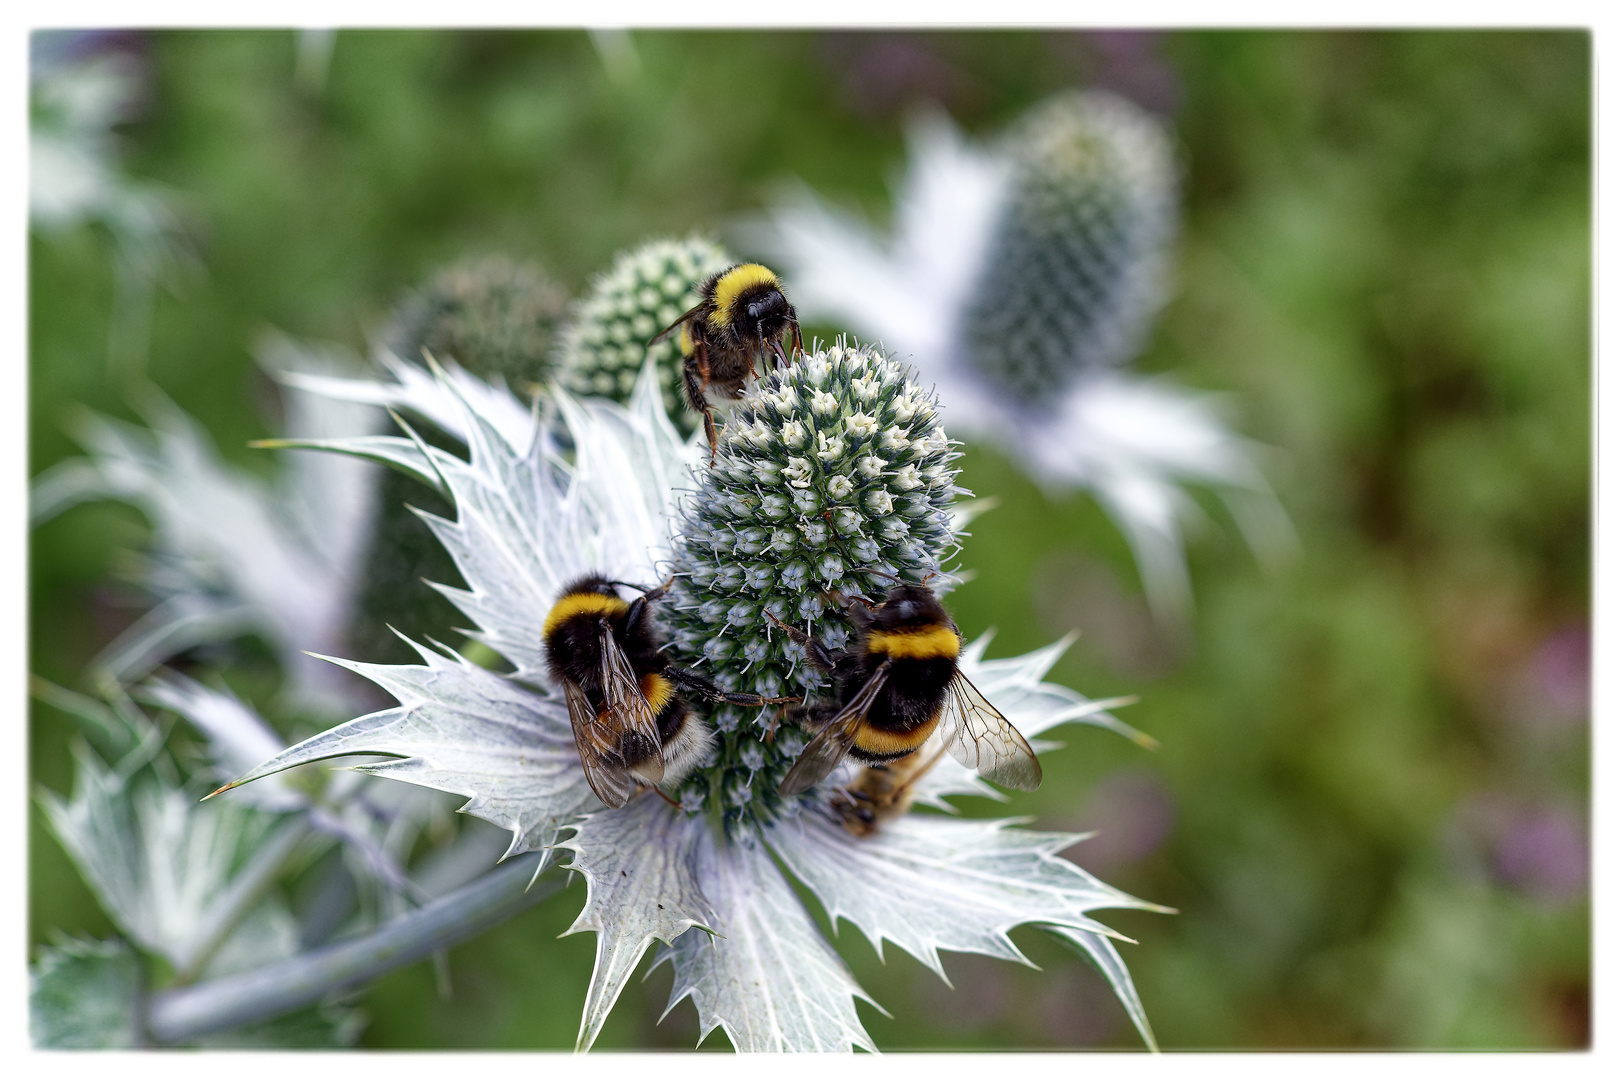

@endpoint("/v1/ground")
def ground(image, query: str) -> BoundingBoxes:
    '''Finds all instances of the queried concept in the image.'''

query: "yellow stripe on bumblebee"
[541,592,629,639]
[852,714,941,758]
[639,672,675,714]
[866,625,962,660]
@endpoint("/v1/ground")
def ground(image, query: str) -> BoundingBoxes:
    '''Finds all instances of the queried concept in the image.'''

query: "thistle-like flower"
[221,348,1166,1051]
[754,91,1292,625]
[661,340,970,820]
[382,254,569,390]
[553,235,734,427]
[30,333,381,710]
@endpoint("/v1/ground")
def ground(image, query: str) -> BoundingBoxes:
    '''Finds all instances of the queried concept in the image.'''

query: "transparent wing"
[648,301,705,347]
[563,677,636,810]
[938,671,1043,791]
[599,627,664,784]
[778,660,891,796]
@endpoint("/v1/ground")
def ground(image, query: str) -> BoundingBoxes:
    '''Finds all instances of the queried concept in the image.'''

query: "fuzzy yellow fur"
[542,592,628,639]
[854,713,940,756]
[866,625,961,660]
[706,264,780,330]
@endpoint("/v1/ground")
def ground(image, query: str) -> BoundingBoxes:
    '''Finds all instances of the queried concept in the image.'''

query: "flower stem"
[171,817,314,985]
[145,852,560,1043]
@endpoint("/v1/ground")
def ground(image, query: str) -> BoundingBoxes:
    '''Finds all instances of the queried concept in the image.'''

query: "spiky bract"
[662,340,963,823]
[961,90,1177,404]
[361,256,569,663]
[554,237,733,427]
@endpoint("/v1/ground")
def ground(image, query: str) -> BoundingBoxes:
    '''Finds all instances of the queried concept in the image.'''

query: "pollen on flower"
[660,339,963,824]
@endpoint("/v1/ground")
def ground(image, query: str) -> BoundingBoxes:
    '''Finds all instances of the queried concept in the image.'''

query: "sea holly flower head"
[662,339,964,821]
[382,254,569,391]
[554,235,734,425]
[961,90,1177,402]
[219,351,1165,1051]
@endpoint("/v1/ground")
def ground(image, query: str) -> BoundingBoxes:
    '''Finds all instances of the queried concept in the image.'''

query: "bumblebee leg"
[663,664,799,707]
[701,408,719,459]
[762,610,837,671]
[788,312,804,359]
[693,337,713,391]
[821,590,877,621]
[622,575,677,631]
[763,702,792,743]
[682,352,720,457]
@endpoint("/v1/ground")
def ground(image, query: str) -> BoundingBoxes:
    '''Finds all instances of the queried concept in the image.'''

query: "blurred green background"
[29,29,1589,1049]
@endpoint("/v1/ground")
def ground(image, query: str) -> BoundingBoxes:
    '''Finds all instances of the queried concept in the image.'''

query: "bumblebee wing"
[648,301,706,347]
[937,671,1042,791]
[563,678,636,810]
[778,659,892,796]
[599,626,664,784]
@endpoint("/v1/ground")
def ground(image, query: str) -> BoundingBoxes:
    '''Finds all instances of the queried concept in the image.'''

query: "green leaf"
[30,938,142,1048]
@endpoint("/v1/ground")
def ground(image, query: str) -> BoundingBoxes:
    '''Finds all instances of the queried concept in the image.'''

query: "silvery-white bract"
[29,35,188,273]
[754,92,1293,626]
[222,358,1165,1052]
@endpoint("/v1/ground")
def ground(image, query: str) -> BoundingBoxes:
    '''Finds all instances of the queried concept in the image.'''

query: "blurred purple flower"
[1450,793,1588,905]
[912,952,1013,1035]
[1064,768,1176,874]
[1530,622,1590,725]
[816,32,978,120]
[1492,804,1588,904]
[1493,620,1590,742]
[1036,963,1124,1046]
[1079,31,1182,117]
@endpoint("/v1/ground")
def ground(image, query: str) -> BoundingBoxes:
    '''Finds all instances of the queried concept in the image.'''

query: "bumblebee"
[649,263,804,455]
[543,573,793,809]
[829,745,950,837]
[774,582,1042,805]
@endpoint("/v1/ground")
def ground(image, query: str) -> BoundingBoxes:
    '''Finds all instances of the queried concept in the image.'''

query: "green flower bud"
[359,255,567,665]
[662,340,963,825]
[554,236,733,430]
[961,91,1177,404]
[384,254,568,388]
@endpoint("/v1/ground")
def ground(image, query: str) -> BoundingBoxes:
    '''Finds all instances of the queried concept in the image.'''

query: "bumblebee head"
[742,286,792,339]
[874,583,950,631]
[707,263,793,340]
[559,573,622,600]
